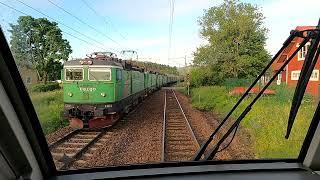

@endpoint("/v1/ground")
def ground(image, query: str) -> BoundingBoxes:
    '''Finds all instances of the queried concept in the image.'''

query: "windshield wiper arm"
[193,29,311,161]
[286,25,320,138]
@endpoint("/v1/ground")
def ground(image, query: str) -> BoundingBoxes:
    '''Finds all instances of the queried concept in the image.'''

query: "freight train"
[62,52,181,129]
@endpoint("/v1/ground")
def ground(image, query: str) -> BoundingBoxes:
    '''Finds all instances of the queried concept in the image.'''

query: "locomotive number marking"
[79,87,97,92]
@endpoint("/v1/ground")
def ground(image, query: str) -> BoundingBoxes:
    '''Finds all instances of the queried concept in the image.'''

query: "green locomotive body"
[62,53,178,129]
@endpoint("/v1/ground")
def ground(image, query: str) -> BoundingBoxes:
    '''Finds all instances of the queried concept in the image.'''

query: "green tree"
[9,16,72,83]
[193,0,270,83]
[190,66,217,87]
[131,60,178,75]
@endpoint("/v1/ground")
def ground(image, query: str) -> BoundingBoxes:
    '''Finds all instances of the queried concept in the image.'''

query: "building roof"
[271,26,316,71]
[295,26,316,31]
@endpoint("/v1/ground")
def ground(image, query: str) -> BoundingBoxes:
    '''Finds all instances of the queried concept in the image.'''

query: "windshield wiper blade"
[298,93,320,159]
[286,27,320,139]
[206,38,310,160]
[193,29,311,161]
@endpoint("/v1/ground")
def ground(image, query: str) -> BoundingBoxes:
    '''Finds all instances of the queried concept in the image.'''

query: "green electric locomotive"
[62,52,173,129]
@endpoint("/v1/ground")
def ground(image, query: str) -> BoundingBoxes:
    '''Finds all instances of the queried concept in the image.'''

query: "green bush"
[30,90,67,134]
[31,82,60,92]
[190,66,221,87]
[221,78,254,89]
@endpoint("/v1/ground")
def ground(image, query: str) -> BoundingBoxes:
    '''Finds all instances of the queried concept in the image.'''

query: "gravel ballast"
[45,89,254,170]
[175,91,255,160]
[82,90,165,167]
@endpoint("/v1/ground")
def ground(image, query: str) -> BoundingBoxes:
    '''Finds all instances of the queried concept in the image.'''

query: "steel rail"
[60,128,109,170]
[49,128,101,150]
[48,129,81,150]
[161,90,167,162]
[49,127,112,170]
[172,90,200,148]
[162,89,199,162]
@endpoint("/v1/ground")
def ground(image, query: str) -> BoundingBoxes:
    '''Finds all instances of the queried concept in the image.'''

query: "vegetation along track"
[162,89,200,161]
[49,127,113,170]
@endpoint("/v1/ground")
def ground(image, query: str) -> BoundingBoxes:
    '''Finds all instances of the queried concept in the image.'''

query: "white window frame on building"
[291,70,319,81]
[297,42,311,61]
[310,69,319,81]
[276,73,282,85]
[291,70,301,81]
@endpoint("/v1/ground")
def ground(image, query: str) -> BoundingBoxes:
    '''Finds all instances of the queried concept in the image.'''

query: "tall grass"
[191,85,315,159]
[30,90,67,134]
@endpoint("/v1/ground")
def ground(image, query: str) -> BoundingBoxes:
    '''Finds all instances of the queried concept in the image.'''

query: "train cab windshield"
[0,0,320,179]
[88,68,111,81]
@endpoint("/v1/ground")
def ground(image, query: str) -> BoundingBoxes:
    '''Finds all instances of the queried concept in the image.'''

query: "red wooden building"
[272,26,320,96]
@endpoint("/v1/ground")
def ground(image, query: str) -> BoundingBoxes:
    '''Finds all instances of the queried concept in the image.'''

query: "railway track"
[162,89,200,161]
[49,128,113,170]
[48,94,151,170]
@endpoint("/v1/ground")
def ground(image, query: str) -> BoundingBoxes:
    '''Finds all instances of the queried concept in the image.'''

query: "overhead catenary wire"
[0,1,106,51]
[168,56,193,67]
[12,0,120,53]
[168,0,174,65]
[47,0,123,50]
[80,0,128,41]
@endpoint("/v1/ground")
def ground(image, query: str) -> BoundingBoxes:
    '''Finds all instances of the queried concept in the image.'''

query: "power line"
[47,0,123,50]
[168,0,174,65]
[0,1,105,51]
[62,31,105,50]
[0,1,27,16]
[13,0,119,53]
[80,0,128,41]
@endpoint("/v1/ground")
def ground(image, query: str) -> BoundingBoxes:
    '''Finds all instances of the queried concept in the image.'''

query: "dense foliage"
[132,60,178,75]
[189,66,216,87]
[9,16,72,83]
[192,0,270,86]
[31,82,61,92]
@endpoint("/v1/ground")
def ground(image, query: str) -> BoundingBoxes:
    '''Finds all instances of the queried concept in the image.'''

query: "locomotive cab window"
[65,68,83,81]
[117,69,122,81]
[88,68,111,81]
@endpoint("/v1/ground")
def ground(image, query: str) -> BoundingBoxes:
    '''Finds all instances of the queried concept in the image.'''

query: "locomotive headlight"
[101,92,106,97]
[68,92,73,97]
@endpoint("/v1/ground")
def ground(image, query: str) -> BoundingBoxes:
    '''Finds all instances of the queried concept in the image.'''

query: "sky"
[0,0,319,67]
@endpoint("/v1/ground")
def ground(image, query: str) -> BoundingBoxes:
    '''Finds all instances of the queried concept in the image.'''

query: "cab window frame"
[116,69,123,81]
[64,67,84,81]
[88,67,112,81]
